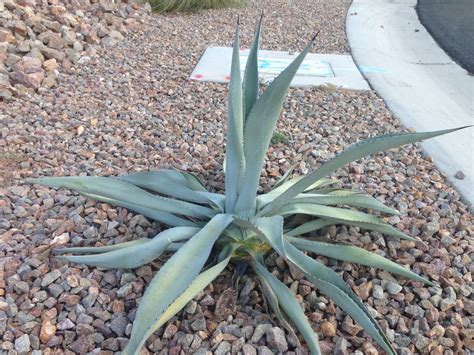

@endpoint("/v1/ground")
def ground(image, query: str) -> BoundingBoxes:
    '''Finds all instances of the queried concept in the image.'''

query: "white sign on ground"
[239,55,334,77]
[190,47,370,90]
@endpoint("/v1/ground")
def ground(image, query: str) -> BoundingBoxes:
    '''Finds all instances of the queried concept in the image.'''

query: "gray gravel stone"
[266,327,288,352]
[41,270,61,287]
[384,281,403,295]
[215,341,232,355]
[242,344,258,355]
[372,284,384,299]
[14,334,30,353]
[110,314,129,336]
[251,323,272,343]
[405,305,425,318]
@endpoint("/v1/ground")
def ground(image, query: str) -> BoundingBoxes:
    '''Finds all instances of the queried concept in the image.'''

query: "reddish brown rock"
[0,29,16,43]
[10,20,28,37]
[40,320,56,343]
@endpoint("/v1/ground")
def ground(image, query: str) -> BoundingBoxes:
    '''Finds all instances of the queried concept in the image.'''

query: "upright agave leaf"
[242,13,263,120]
[234,32,320,217]
[225,21,245,213]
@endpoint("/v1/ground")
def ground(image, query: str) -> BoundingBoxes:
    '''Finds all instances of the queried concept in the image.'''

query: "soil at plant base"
[1,0,473,354]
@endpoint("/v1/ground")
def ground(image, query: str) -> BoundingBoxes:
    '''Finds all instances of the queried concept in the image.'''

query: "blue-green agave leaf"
[54,238,149,255]
[26,176,215,219]
[117,170,224,211]
[289,193,400,215]
[259,127,470,216]
[81,192,198,227]
[124,214,233,355]
[285,219,335,237]
[253,258,321,354]
[274,203,413,240]
[225,22,245,213]
[137,249,234,343]
[286,236,434,286]
[243,13,263,120]
[284,242,396,355]
[234,33,319,218]
[58,227,199,269]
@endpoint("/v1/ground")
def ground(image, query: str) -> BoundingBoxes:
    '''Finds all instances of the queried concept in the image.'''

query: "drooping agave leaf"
[284,242,396,355]
[117,170,224,210]
[54,238,149,255]
[58,227,200,269]
[289,193,400,215]
[259,278,302,349]
[125,214,233,355]
[286,236,434,285]
[125,249,234,354]
[81,192,199,227]
[285,218,335,237]
[259,127,469,216]
[243,13,263,120]
[225,21,245,213]
[234,33,320,218]
[26,176,215,219]
[256,221,395,353]
[252,258,321,354]
[273,203,413,240]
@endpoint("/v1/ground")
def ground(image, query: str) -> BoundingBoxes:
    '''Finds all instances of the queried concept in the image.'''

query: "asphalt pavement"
[417,0,474,74]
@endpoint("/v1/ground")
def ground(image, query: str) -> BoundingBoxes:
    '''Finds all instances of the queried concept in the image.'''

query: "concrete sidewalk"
[346,0,474,208]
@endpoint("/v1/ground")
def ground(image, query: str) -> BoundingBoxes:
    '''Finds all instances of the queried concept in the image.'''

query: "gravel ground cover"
[1,0,473,354]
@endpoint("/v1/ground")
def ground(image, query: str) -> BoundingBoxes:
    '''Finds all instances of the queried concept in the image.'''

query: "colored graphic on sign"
[240,55,334,77]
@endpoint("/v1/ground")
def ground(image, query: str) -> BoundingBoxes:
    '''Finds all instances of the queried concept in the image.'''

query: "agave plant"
[26,18,468,355]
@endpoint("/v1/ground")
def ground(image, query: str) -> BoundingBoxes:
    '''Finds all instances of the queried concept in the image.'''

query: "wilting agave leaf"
[117,170,223,208]
[253,259,321,354]
[82,192,198,227]
[58,227,199,269]
[273,203,413,240]
[284,242,396,355]
[26,176,215,219]
[233,215,284,255]
[125,214,233,355]
[234,33,319,218]
[243,13,263,120]
[289,193,400,215]
[286,236,434,285]
[54,238,149,255]
[260,127,470,216]
[225,22,245,213]
[133,249,234,348]
[257,264,301,348]
[285,219,334,237]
